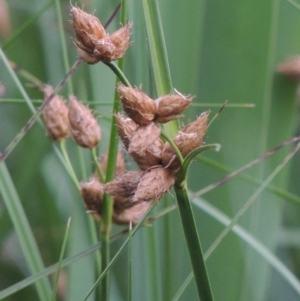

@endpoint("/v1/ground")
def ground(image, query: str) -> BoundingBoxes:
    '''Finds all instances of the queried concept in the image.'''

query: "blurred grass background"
[1,0,300,300]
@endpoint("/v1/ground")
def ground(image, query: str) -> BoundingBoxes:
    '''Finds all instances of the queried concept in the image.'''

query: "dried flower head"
[105,170,143,201]
[154,92,193,123]
[276,56,300,80]
[133,167,175,203]
[128,123,161,156]
[117,84,157,126]
[71,6,132,64]
[162,111,209,171]
[113,201,151,225]
[81,177,104,221]
[114,113,138,149]
[129,138,163,170]
[68,95,101,148]
[42,85,70,141]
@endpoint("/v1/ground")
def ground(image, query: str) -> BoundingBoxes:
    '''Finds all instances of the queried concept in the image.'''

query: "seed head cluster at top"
[42,6,209,226]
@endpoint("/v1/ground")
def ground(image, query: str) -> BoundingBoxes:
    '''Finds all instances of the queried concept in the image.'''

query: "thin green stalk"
[128,223,133,301]
[99,3,128,300]
[0,162,52,301]
[55,0,73,93]
[83,205,154,301]
[60,140,80,190]
[91,148,105,183]
[174,179,214,301]
[51,218,71,301]
[105,62,131,87]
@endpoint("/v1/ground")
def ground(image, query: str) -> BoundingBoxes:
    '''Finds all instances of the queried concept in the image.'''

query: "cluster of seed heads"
[42,6,209,225]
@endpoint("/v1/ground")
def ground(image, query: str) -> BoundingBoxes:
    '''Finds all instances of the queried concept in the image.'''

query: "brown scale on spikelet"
[128,123,161,156]
[68,95,101,148]
[154,92,193,123]
[113,201,151,225]
[162,111,209,172]
[133,167,175,203]
[42,85,70,141]
[104,170,143,201]
[81,177,104,221]
[71,6,132,64]
[129,139,163,170]
[117,84,157,126]
[114,113,138,149]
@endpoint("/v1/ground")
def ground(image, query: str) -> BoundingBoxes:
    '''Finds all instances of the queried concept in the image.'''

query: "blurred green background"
[1,0,300,300]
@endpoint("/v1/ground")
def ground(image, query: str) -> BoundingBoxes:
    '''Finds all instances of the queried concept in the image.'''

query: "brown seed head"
[130,139,164,170]
[68,95,101,148]
[155,92,193,123]
[117,84,157,126]
[277,56,300,80]
[71,6,106,63]
[161,111,209,171]
[114,113,138,149]
[80,177,104,221]
[109,22,132,60]
[128,123,161,156]
[113,201,151,225]
[42,85,70,141]
[133,167,175,203]
[105,170,143,200]
[94,36,116,63]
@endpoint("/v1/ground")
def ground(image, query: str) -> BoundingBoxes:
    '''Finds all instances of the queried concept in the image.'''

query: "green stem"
[91,148,105,183]
[174,180,214,301]
[59,140,80,190]
[104,61,131,87]
[161,130,184,164]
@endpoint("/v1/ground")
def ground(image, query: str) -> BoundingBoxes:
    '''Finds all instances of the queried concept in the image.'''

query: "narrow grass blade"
[0,162,52,301]
[51,218,71,301]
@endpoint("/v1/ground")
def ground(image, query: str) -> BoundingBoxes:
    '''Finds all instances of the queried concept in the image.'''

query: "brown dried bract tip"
[114,113,138,149]
[117,84,157,126]
[97,149,125,181]
[71,6,132,64]
[276,56,300,80]
[68,95,101,148]
[155,91,193,123]
[105,170,144,201]
[162,111,209,171]
[128,123,161,156]
[113,201,151,225]
[81,177,104,221]
[133,167,175,203]
[42,85,70,141]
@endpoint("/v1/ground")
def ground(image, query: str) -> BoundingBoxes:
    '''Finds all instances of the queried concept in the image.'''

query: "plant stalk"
[174,180,214,301]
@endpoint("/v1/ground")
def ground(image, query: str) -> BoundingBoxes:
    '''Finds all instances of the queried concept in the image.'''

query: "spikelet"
[113,201,151,225]
[117,84,157,126]
[80,177,104,221]
[42,85,70,141]
[162,111,209,171]
[68,95,101,148]
[154,92,193,123]
[104,170,143,201]
[276,56,300,80]
[71,6,132,64]
[133,167,175,203]
[114,113,138,149]
[128,123,161,156]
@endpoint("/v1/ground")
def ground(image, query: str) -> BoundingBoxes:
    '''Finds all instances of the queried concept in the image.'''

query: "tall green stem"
[174,179,214,301]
